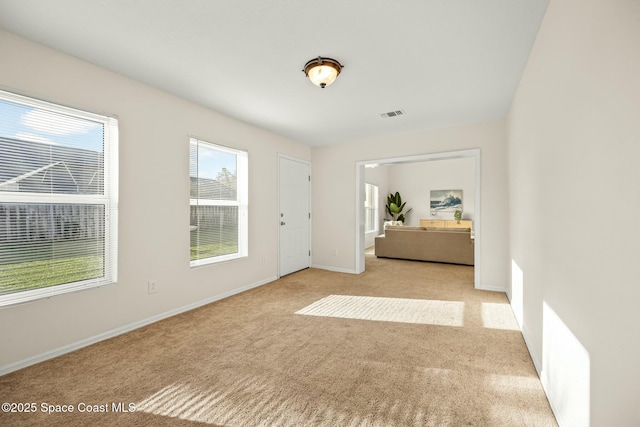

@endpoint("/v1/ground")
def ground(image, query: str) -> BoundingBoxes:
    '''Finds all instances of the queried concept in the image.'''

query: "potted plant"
[385,192,412,226]
[454,210,462,224]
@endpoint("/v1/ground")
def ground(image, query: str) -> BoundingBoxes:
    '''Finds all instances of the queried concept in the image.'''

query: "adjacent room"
[1,1,638,426]
[361,155,477,279]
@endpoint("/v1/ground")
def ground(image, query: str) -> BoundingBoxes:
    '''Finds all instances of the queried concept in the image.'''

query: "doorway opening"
[355,149,481,289]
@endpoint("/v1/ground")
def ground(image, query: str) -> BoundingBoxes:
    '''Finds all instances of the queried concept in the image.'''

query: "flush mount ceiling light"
[303,56,343,88]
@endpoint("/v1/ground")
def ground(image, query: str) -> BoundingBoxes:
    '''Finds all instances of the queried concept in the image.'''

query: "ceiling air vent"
[380,109,405,118]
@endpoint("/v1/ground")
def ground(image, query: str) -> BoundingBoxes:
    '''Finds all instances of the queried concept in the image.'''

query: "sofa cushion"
[384,225,423,231]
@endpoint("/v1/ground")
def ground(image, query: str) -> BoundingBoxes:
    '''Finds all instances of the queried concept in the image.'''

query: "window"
[364,183,379,233]
[0,90,118,306]
[189,138,247,267]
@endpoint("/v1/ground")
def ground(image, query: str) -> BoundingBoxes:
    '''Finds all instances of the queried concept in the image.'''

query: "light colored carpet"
[0,255,557,427]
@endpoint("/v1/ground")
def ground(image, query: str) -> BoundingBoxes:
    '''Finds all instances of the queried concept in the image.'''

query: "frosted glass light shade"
[308,65,338,87]
[303,57,343,88]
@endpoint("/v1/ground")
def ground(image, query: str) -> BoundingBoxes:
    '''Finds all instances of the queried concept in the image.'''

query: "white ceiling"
[0,0,548,146]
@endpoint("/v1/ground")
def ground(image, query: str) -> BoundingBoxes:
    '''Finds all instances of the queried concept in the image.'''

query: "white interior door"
[279,156,310,277]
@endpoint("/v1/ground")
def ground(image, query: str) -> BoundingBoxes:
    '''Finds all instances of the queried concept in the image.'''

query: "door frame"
[355,148,481,289]
[277,153,312,278]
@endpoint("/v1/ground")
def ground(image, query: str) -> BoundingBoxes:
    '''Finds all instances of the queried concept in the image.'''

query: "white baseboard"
[541,377,568,427]
[520,325,542,375]
[0,276,277,377]
[311,264,358,275]
[520,324,568,427]
[476,284,507,293]
[506,291,542,375]
[507,300,567,426]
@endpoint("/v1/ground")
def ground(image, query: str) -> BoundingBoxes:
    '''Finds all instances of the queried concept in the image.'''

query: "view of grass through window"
[0,254,103,294]
[0,204,106,294]
[0,90,117,304]
[189,138,245,266]
[190,226,239,261]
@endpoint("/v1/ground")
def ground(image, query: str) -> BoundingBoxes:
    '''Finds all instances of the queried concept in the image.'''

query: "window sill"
[190,253,248,269]
[0,279,117,308]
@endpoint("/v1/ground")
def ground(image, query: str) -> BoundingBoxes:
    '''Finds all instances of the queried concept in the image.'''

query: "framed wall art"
[430,189,462,213]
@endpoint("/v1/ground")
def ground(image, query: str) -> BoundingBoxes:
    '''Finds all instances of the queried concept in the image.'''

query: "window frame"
[189,137,248,268]
[0,89,118,307]
[364,183,379,234]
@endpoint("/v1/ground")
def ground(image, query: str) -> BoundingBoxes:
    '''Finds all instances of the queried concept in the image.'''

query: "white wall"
[387,157,475,227]
[312,120,508,289]
[507,0,640,425]
[0,30,310,372]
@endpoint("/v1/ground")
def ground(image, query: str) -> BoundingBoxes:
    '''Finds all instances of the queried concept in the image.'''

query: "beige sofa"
[375,226,474,265]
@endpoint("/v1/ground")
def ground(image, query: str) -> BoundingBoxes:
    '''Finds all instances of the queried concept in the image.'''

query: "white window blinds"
[365,183,379,233]
[0,90,118,306]
[189,138,247,267]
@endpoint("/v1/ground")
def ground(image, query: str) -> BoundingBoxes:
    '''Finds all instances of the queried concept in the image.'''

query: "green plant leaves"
[385,192,410,221]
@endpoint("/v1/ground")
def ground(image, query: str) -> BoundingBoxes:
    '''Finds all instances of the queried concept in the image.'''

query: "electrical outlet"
[262,256,267,265]
[331,248,338,256]
[147,280,157,294]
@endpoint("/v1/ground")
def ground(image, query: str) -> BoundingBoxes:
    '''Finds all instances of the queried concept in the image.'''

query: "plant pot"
[384,220,403,228]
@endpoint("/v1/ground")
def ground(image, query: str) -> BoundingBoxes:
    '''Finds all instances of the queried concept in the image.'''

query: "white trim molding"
[311,264,358,275]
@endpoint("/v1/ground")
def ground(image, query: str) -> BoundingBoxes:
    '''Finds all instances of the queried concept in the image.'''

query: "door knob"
[280,221,286,226]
